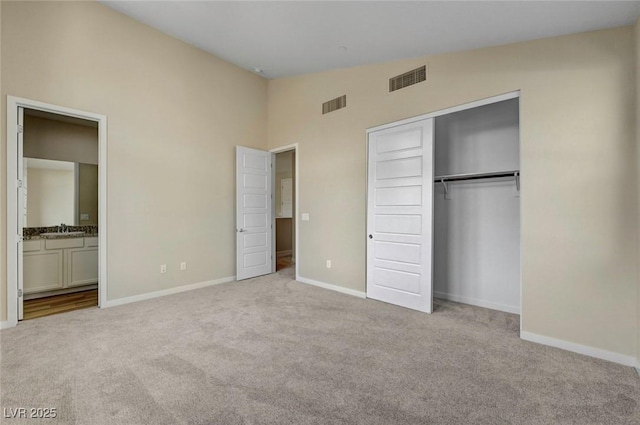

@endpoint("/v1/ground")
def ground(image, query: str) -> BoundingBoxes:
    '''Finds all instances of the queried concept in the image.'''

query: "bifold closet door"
[366,119,434,313]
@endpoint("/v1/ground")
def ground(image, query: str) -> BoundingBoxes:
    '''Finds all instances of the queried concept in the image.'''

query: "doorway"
[6,96,108,327]
[235,144,299,281]
[274,149,295,272]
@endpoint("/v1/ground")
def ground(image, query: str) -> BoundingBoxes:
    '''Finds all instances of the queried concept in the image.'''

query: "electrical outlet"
[160,264,167,274]
[180,261,187,271]
[302,213,310,221]
[326,260,332,269]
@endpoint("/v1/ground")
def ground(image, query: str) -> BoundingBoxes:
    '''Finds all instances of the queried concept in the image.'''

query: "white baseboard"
[0,320,16,330]
[296,276,366,299]
[103,276,236,308]
[434,291,520,314]
[520,331,637,367]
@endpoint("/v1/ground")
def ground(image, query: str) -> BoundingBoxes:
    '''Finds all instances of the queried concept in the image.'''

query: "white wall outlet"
[180,261,187,271]
[160,264,167,274]
[80,213,89,221]
[302,213,310,221]
[326,260,332,268]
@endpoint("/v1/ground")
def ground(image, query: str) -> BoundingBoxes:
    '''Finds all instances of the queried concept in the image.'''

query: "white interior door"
[17,107,25,320]
[236,146,274,280]
[366,118,434,313]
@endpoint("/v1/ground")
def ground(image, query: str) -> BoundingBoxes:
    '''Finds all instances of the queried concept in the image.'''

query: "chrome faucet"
[59,223,67,233]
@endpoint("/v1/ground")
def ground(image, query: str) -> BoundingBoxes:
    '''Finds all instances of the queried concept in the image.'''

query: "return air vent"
[389,65,427,92]
[322,95,347,114]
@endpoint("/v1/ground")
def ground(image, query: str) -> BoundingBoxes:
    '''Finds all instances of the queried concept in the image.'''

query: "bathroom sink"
[40,231,86,237]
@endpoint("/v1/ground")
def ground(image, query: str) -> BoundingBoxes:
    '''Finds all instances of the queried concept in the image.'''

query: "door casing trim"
[5,95,107,327]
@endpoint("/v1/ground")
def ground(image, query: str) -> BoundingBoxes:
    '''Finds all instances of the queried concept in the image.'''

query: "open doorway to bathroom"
[6,96,107,328]
[20,109,99,320]
[274,149,295,273]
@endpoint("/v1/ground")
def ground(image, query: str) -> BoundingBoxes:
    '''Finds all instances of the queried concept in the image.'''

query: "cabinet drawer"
[85,237,99,247]
[23,240,42,252]
[45,238,84,250]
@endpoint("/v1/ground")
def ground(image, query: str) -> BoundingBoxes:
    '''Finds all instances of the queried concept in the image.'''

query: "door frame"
[5,96,108,327]
[269,143,299,280]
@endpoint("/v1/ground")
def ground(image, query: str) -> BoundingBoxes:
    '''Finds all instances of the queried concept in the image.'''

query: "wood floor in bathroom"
[23,289,98,320]
[276,254,293,271]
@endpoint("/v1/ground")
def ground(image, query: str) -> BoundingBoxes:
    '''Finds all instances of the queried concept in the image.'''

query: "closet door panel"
[366,119,434,313]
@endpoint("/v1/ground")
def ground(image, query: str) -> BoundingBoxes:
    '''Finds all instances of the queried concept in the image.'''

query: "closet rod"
[434,170,520,183]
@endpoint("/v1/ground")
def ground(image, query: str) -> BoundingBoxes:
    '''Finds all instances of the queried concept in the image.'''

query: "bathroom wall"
[23,115,98,165]
[26,166,75,227]
[78,164,98,226]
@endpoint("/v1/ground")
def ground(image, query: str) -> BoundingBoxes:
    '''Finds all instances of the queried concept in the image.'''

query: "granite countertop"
[23,226,99,240]
[25,233,99,241]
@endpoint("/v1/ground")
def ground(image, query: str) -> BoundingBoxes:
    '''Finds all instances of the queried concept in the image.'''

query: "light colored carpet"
[1,268,639,424]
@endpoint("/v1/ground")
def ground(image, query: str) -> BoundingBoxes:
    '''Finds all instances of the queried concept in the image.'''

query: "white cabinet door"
[67,247,99,287]
[24,250,64,294]
[366,119,435,313]
[236,146,274,280]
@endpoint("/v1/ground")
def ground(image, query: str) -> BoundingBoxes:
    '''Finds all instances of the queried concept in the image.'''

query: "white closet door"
[236,146,274,280]
[366,119,434,313]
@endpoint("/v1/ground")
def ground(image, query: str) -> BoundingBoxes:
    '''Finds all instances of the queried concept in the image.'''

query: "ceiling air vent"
[389,65,426,92]
[322,95,347,114]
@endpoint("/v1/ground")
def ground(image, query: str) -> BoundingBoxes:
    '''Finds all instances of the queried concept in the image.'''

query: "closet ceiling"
[100,1,640,79]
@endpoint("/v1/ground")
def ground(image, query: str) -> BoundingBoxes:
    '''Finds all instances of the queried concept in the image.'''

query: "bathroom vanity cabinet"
[23,237,98,295]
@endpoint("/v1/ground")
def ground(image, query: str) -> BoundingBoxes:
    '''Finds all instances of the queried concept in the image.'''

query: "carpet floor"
[1,268,638,424]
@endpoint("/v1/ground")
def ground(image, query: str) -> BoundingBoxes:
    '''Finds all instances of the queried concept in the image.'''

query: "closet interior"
[366,94,520,316]
[433,98,520,314]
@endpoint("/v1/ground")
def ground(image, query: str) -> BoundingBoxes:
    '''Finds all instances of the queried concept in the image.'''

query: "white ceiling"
[101,1,640,79]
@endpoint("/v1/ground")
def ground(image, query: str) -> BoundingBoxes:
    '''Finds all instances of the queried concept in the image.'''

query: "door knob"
[238,228,245,233]
[369,234,373,239]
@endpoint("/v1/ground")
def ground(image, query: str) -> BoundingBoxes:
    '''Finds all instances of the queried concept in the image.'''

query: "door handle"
[368,234,373,239]
[238,228,246,233]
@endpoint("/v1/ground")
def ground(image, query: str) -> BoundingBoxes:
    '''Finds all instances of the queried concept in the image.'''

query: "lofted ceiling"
[100,1,640,79]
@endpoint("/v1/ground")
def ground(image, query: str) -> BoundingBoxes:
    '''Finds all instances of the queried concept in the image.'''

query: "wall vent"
[389,65,426,92]
[322,95,347,114]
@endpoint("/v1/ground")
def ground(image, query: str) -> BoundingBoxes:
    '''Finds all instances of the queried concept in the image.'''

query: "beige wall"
[1,1,268,320]
[268,27,638,358]
[24,115,98,165]
[78,163,98,226]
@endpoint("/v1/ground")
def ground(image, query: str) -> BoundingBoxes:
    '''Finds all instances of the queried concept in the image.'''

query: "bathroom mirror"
[24,158,98,227]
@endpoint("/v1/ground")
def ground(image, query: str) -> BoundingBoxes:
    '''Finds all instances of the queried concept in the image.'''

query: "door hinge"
[17,235,23,243]
[17,179,23,188]
[17,125,23,134]
[18,289,23,298]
